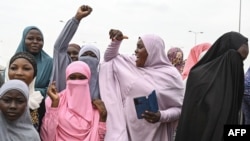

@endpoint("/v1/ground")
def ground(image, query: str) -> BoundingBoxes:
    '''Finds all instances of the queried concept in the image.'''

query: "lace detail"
[30,109,39,130]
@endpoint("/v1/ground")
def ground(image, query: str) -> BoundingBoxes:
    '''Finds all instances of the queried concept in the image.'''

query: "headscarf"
[15,26,53,96]
[44,61,100,140]
[68,43,81,51]
[0,80,40,141]
[5,52,43,110]
[167,47,186,73]
[175,31,248,141]
[79,44,101,100]
[182,43,211,80]
[99,34,184,141]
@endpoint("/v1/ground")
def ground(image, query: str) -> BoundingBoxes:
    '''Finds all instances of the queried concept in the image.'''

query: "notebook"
[133,90,159,119]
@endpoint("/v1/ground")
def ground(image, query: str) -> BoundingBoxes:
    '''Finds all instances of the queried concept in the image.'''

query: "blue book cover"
[133,90,159,119]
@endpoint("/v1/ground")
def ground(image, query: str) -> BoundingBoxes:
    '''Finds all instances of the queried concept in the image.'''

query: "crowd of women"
[0,4,249,141]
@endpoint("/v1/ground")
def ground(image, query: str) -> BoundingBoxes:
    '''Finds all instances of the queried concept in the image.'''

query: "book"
[133,90,159,119]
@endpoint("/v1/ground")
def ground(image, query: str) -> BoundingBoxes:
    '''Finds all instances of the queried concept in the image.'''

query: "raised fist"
[75,5,93,21]
[109,29,128,41]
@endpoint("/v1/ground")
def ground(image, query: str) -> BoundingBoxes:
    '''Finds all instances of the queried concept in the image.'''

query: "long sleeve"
[103,40,122,62]
[40,107,59,141]
[50,17,80,92]
[244,68,250,95]
[159,107,182,123]
[98,122,106,141]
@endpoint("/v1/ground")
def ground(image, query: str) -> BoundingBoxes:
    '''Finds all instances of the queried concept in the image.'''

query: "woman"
[0,79,40,141]
[242,67,250,124]
[67,43,81,61]
[50,5,92,92]
[14,25,53,97]
[40,61,107,141]
[167,47,186,73]
[175,31,249,141]
[79,44,101,99]
[6,52,44,132]
[182,43,211,80]
[99,29,184,141]
[51,5,101,100]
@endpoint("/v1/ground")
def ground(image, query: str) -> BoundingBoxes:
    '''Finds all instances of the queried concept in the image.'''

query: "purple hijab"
[99,34,184,141]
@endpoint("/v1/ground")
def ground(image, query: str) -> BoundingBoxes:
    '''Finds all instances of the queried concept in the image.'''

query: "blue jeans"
[242,95,250,124]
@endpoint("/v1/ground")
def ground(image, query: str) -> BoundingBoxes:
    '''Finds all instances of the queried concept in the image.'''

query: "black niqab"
[175,31,248,141]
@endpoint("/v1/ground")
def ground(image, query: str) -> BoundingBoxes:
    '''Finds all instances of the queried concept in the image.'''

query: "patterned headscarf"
[167,47,185,73]
[9,52,37,78]
[68,43,81,51]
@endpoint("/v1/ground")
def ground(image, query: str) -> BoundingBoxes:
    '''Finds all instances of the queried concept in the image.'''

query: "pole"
[239,0,242,33]
[189,31,203,46]
[194,33,197,45]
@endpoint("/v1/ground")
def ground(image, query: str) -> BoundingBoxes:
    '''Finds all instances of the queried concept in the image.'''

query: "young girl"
[0,80,40,141]
[41,61,107,141]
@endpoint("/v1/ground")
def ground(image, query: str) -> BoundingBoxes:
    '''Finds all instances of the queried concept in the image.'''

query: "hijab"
[79,44,101,100]
[68,43,81,51]
[0,80,40,141]
[15,26,53,96]
[99,34,184,141]
[5,52,43,110]
[175,31,248,141]
[182,43,211,80]
[167,47,186,73]
[45,61,100,140]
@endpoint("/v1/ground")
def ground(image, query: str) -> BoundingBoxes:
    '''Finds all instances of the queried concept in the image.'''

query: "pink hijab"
[45,61,100,141]
[182,43,211,80]
[99,34,184,141]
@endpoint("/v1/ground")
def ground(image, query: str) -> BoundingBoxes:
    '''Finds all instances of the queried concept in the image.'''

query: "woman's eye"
[36,38,43,42]
[69,76,76,80]
[9,66,17,70]
[27,37,34,40]
[24,67,32,71]
[2,98,11,103]
[79,76,87,80]
[17,100,25,104]
[91,54,97,58]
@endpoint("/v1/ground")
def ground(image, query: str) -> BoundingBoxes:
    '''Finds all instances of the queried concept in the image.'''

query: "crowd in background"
[0,4,249,141]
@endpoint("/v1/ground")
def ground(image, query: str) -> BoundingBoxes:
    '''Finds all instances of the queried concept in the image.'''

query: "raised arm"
[104,29,128,61]
[40,82,60,141]
[50,5,93,92]
[54,5,92,54]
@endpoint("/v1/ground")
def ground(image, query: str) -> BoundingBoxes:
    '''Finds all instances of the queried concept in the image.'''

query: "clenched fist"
[75,5,93,21]
[109,29,128,41]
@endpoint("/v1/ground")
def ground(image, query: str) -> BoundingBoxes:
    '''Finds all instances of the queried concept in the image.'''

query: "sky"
[0,0,250,70]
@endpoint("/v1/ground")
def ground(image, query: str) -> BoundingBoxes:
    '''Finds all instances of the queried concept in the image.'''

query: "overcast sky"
[0,0,250,70]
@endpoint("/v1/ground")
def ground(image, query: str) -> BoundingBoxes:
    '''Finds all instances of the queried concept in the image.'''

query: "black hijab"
[175,31,248,141]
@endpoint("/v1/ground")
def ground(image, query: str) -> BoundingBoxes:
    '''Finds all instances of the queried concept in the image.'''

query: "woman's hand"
[92,99,107,122]
[109,29,128,41]
[142,111,161,124]
[75,5,93,21]
[47,81,59,107]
